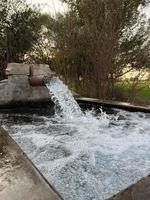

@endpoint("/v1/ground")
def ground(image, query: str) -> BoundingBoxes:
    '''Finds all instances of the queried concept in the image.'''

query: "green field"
[117,82,150,101]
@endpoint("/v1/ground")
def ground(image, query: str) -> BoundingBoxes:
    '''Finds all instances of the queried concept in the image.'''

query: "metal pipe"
[29,75,56,87]
[29,76,45,86]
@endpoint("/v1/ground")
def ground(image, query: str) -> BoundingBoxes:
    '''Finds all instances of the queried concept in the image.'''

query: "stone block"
[0,63,58,106]
[31,64,55,76]
[6,63,30,76]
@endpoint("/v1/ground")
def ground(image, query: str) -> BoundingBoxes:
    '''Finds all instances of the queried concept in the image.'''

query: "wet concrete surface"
[0,104,150,200]
[76,97,150,113]
[108,175,150,200]
[0,127,62,200]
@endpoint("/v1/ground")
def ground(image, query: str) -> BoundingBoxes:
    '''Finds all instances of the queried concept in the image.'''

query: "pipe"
[29,76,45,87]
[29,75,56,87]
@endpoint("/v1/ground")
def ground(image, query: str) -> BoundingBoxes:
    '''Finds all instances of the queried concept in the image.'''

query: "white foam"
[1,78,150,200]
[3,110,150,200]
[45,77,83,118]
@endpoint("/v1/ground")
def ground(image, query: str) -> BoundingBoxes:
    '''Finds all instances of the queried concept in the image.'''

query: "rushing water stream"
[1,77,150,200]
[45,76,83,118]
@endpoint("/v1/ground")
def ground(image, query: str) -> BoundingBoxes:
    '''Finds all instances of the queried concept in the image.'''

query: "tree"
[0,0,42,80]
[47,0,150,99]
[25,14,55,66]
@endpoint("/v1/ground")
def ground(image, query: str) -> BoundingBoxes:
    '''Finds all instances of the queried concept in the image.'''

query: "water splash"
[44,76,82,118]
[2,110,150,200]
[1,76,150,200]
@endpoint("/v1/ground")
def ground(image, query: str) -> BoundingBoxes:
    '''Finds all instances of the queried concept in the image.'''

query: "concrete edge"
[0,97,149,113]
[108,174,150,200]
[0,127,63,200]
[76,97,150,113]
[0,99,54,108]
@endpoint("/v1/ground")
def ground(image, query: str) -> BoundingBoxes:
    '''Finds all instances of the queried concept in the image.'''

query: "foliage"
[0,0,149,104]
[0,0,42,80]
[47,0,150,99]
[117,81,150,104]
[25,14,55,66]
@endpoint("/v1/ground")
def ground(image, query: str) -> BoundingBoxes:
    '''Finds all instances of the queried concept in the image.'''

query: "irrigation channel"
[0,77,150,200]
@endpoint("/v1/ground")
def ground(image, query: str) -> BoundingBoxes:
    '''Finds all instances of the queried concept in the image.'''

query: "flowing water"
[1,78,150,200]
[45,76,82,118]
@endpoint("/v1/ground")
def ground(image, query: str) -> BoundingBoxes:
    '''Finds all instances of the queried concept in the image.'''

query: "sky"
[27,0,150,17]
[27,0,68,15]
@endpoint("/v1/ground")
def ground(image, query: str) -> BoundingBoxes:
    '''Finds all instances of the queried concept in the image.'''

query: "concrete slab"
[76,97,150,113]
[6,63,30,75]
[31,64,55,76]
[0,128,62,200]
[108,175,150,200]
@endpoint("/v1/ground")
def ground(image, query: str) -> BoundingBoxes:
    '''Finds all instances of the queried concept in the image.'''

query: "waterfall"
[44,76,83,118]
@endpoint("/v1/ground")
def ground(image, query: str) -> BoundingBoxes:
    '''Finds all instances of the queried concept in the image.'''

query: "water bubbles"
[45,77,83,118]
[1,77,150,200]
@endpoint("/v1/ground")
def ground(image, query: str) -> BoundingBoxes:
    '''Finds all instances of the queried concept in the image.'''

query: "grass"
[117,81,150,101]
